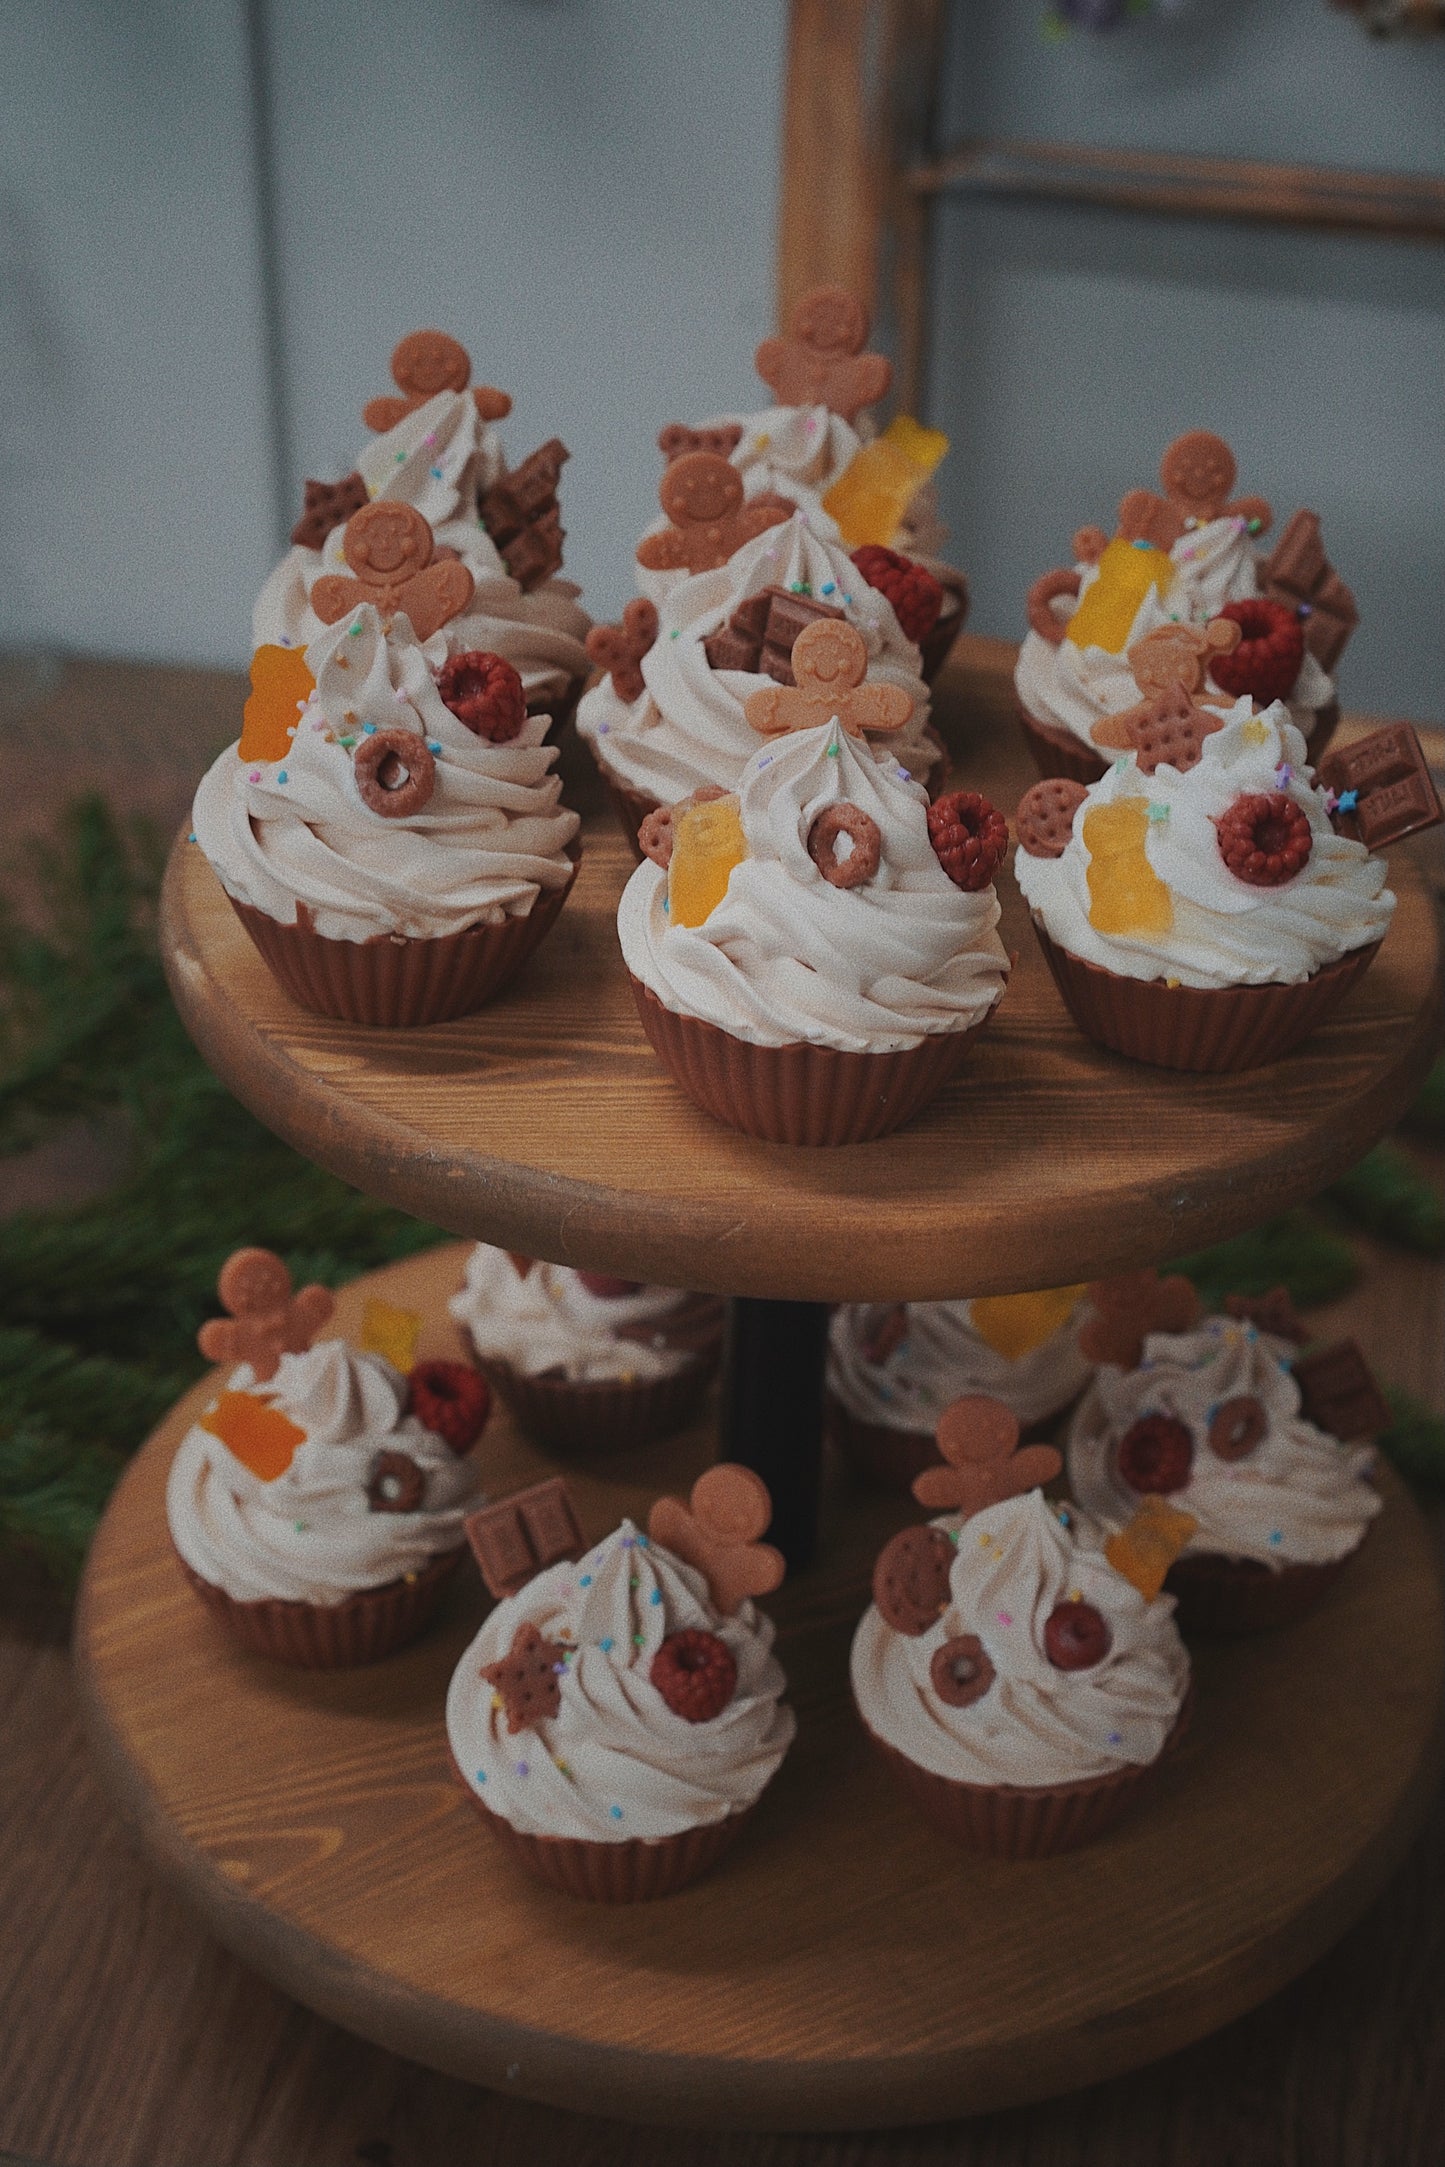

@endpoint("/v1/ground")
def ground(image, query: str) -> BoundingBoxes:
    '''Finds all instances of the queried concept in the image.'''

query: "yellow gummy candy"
[1066,536,1175,655]
[821,414,950,549]
[1105,1496,1197,1603]
[1084,799,1173,939]
[668,795,747,929]
[240,644,315,762]
[360,1298,422,1375]
[969,1285,1089,1363]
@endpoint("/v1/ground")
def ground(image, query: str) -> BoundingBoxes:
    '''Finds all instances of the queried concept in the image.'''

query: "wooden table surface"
[4,648,1445,2164]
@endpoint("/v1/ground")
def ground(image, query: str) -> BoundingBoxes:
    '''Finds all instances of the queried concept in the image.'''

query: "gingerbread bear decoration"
[310,502,475,643]
[911,1396,1062,1519]
[1090,620,1241,753]
[1080,1269,1201,1372]
[1223,1284,1308,1343]
[658,421,744,465]
[196,1248,336,1385]
[585,598,659,703]
[362,329,511,434]
[647,1464,785,1616]
[1115,430,1273,554]
[754,286,892,423]
[635,452,790,575]
[743,618,913,741]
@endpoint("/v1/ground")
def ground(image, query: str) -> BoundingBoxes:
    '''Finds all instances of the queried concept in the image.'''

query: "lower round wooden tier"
[74,1252,1445,2132]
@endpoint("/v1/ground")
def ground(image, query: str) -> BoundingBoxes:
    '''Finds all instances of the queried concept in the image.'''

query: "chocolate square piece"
[291,471,368,551]
[702,584,845,686]
[1293,1339,1393,1440]
[1260,510,1359,672]
[479,440,569,589]
[465,1477,585,1600]
[1318,725,1444,850]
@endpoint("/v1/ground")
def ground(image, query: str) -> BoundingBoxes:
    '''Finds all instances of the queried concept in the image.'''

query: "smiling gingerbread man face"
[310,502,475,643]
[343,502,432,583]
[1159,430,1237,521]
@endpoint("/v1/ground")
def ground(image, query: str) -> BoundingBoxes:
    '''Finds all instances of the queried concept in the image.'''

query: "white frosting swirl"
[851,1490,1190,1787]
[579,511,935,804]
[446,1519,794,1842]
[829,1298,1094,1433]
[1066,1317,1381,1569]
[253,389,590,707]
[166,1340,483,1604]
[449,1246,699,1383]
[193,604,579,943]
[619,720,1009,1054]
[1015,521,1335,751]
[1014,702,1393,990]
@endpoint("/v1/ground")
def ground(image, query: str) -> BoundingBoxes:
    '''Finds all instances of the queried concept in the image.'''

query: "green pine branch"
[1170,1211,1360,1314]
[1324,1143,1445,1256]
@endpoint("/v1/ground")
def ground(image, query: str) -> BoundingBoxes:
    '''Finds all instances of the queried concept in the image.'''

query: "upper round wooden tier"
[160,644,1444,1303]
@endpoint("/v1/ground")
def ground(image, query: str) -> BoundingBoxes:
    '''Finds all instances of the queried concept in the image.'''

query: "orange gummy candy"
[1105,1495,1197,1602]
[1084,798,1173,939]
[199,1391,306,1483]
[822,416,949,550]
[668,794,747,929]
[969,1286,1088,1364]
[240,645,315,763]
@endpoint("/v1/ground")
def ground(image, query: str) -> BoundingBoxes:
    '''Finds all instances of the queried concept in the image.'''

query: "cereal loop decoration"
[1043,1600,1112,1671]
[1209,1394,1268,1462]
[1026,567,1083,647]
[754,285,892,422]
[930,1634,995,1709]
[744,618,913,741]
[480,1619,566,1734]
[196,1246,335,1385]
[913,1394,1062,1519]
[647,1463,785,1615]
[807,802,881,889]
[1116,1413,1194,1497]
[872,1524,956,1636]
[353,728,437,818]
[1016,777,1087,860]
[367,1449,426,1514]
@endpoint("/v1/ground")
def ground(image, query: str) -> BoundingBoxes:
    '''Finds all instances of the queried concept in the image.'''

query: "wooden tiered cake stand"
[75,653,1445,2130]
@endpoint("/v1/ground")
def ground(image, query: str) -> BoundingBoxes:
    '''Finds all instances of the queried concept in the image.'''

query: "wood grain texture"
[70,1248,1445,2135]
[159,642,1444,1302]
[777,0,881,325]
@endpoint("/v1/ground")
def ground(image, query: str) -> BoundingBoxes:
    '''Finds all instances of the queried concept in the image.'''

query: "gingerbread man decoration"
[911,1396,1062,1519]
[647,1464,785,1616]
[743,618,913,741]
[362,330,511,433]
[1080,1270,1201,1371]
[754,286,893,423]
[480,1620,567,1733]
[196,1248,335,1385]
[635,453,790,575]
[1090,620,1241,752]
[585,598,659,703]
[310,502,474,644]
[1115,430,1273,553]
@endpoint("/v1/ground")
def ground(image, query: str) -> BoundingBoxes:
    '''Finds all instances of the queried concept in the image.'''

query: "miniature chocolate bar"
[1319,725,1444,850]
[465,1476,585,1599]
[703,584,846,684]
[480,439,569,590]
[1260,510,1359,672]
[1292,1339,1392,1440]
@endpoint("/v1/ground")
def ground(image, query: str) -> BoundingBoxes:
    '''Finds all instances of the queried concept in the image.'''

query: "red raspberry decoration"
[1116,1413,1194,1496]
[1216,791,1313,887]
[406,1359,491,1455]
[435,650,527,742]
[1208,599,1305,706]
[926,790,1008,892]
[574,1271,643,1298]
[850,545,944,645]
[650,1628,737,1722]
[1043,1600,1113,1671]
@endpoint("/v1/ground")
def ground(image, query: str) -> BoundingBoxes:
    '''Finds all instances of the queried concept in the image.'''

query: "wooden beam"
[776,0,881,329]
[909,137,1445,242]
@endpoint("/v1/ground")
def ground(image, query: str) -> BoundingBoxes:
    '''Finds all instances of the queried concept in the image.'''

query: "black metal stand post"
[719,1298,831,1572]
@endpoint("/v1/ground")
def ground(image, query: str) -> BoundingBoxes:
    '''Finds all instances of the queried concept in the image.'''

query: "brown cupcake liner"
[1165,1540,1360,1636]
[457,1771,756,1901]
[175,1543,462,1668]
[597,768,659,862]
[861,1688,1192,1859]
[228,850,578,1028]
[466,1338,722,1456]
[918,565,970,685]
[1032,920,1381,1073]
[1303,696,1341,763]
[826,1391,1078,1493]
[1016,699,1109,785]
[629,975,989,1146]
[527,669,589,744]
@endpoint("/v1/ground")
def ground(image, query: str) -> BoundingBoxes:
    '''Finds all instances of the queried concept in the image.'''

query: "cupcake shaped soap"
[448,1465,794,1900]
[449,1246,724,1453]
[1066,1277,1384,1634]
[194,510,580,1027]
[168,1249,489,1666]
[851,1395,1192,1856]
[1014,696,1397,1071]
[257,329,590,733]
[1016,430,1353,784]
[582,500,937,852]
[618,668,1010,1145]
[827,1287,1096,1490]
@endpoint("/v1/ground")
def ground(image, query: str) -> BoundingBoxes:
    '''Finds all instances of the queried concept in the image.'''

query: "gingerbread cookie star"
[480,1619,568,1733]
[911,1395,1062,1519]
[310,502,474,643]
[196,1248,335,1385]
[1117,429,1273,553]
[1080,1269,1201,1371]
[754,286,892,422]
[743,619,913,740]
[647,1464,784,1616]
[585,598,658,703]
[635,452,790,575]
[362,329,512,434]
